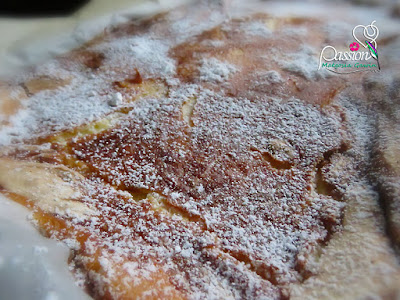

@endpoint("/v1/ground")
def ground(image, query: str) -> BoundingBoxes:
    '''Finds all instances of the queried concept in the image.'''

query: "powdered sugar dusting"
[0,74,112,146]
[95,36,176,78]
[199,58,237,83]
[70,81,346,289]
[168,6,225,44]
[280,46,329,80]
[1,3,398,299]
[241,21,272,37]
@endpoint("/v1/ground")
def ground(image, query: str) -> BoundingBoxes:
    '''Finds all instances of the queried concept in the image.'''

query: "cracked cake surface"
[0,1,400,299]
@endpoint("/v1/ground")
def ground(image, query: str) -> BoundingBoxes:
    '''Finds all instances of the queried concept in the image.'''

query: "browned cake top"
[1,2,400,299]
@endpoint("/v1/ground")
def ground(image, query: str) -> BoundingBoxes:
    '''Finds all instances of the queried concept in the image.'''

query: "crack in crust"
[1,2,400,299]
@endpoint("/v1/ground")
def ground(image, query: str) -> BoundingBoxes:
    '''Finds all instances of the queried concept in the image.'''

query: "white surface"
[0,195,91,300]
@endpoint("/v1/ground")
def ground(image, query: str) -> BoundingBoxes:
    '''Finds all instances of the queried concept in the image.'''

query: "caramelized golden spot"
[60,154,92,177]
[261,152,293,170]
[182,97,197,127]
[113,69,143,87]
[49,112,126,145]
[81,51,106,70]
[0,189,31,208]
[129,81,167,102]
[113,76,167,103]
[0,84,27,127]
[284,16,315,26]
[222,48,245,67]
[78,246,186,300]
[127,187,152,201]
[265,18,281,31]
[251,140,296,170]
[0,158,94,217]
[24,76,71,94]
[315,168,337,198]
[146,192,204,225]
[110,267,186,300]
[47,80,167,145]
[199,26,227,41]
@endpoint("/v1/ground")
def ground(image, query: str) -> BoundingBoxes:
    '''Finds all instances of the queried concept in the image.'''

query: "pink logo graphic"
[349,42,360,51]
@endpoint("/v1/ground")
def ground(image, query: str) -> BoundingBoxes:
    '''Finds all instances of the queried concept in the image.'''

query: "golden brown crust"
[0,2,400,299]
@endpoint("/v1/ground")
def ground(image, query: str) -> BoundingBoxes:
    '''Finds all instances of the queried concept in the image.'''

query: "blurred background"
[0,0,399,78]
[0,0,191,77]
